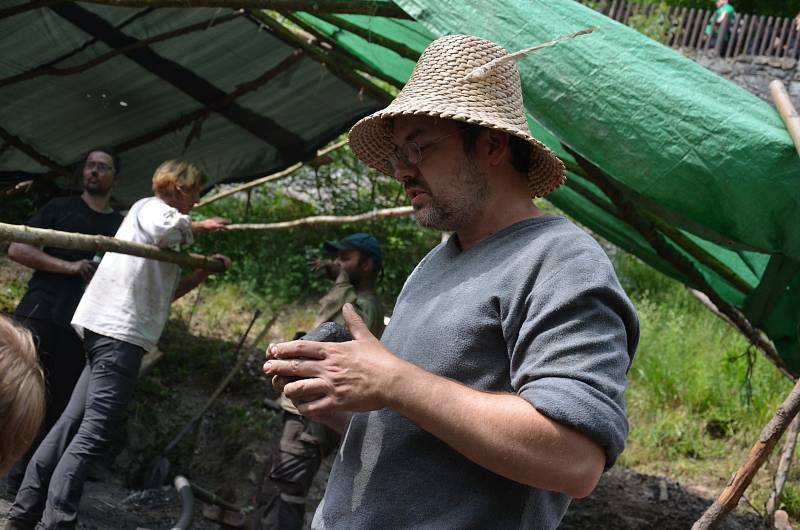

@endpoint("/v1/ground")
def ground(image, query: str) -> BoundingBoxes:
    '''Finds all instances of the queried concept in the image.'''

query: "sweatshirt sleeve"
[136,198,193,249]
[510,257,639,469]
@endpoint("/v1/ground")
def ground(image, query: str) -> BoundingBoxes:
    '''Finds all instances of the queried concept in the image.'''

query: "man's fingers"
[271,374,289,393]
[267,340,327,360]
[284,377,328,402]
[343,303,372,340]
[264,358,320,378]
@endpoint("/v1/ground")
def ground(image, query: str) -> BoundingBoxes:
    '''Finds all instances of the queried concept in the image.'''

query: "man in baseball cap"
[266,34,638,530]
[264,232,384,530]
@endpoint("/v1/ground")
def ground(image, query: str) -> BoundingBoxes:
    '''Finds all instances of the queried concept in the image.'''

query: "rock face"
[689,49,799,103]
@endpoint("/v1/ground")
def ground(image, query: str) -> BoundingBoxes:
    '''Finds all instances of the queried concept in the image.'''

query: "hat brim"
[348,108,566,198]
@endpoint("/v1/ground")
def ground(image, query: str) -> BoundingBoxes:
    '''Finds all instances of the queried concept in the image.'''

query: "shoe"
[6,518,37,530]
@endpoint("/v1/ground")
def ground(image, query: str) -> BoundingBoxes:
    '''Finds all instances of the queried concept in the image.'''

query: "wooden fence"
[584,1,800,60]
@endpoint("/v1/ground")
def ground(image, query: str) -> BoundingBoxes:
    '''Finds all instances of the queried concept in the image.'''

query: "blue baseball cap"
[323,233,382,266]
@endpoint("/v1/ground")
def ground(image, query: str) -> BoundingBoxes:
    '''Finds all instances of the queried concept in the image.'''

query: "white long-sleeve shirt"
[72,196,193,351]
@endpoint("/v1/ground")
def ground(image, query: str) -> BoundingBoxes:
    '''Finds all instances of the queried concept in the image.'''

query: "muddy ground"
[2,465,766,529]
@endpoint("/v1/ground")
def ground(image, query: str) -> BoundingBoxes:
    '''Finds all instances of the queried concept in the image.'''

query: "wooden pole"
[0,11,243,89]
[563,148,792,378]
[195,138,349,208]
[310,13,421,61]
[766,415,800,520]
[770,80,800,157]
[78,0,412,19]
[693,76,800,530]
[224,206,413,231]
[0,223,226,272]
[692,379,800,529]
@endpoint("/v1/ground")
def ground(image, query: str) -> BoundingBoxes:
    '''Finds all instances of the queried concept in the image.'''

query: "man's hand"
[192,217,231,232]
[308,258,339,280]
[174,254,231,300]
[210,253,232,272]
[69,259,98,282]
[263,304,403,419]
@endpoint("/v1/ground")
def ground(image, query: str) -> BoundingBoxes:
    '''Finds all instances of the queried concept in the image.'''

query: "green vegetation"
[190,147,440,314]
[613,251,796,518]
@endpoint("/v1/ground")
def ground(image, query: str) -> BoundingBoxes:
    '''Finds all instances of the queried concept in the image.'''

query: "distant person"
[3,147,123,496]
[0,315,45,477]
[7,160,231,530]
[704,0,736,48]
[264,233,384,530]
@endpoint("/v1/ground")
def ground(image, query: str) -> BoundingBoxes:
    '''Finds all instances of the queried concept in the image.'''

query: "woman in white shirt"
[8,160,231,530]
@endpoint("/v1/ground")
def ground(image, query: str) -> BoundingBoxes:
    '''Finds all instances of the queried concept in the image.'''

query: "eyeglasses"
[85,161,113,173]
[388,128,466,171]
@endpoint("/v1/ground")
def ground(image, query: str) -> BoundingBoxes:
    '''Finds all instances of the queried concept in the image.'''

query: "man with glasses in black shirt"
[2,147,124,498]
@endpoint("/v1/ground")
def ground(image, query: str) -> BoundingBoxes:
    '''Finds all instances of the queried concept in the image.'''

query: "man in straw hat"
[264,33,639,529]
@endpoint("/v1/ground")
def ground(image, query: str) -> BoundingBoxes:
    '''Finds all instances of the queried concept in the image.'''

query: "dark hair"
[84,145,121,173]
[460,123,531,174]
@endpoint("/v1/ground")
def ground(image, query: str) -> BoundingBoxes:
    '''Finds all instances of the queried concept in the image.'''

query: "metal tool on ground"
[170,475,193,530]
[143,309,267,489]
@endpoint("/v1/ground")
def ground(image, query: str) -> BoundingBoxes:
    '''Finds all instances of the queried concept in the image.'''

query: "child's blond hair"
[151,159,204,197]
[0,315,45,475]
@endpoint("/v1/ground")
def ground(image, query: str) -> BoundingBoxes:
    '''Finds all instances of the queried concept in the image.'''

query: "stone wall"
[686,50,799,103]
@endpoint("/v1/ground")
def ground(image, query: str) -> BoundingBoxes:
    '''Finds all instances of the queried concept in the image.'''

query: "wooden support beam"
[0,222,226,272]
[693,378,800,529]
[196,138,348,208]
[246,10,394,104]
[771,80,800,157]
[51,2,306,160]
[224,206,413,230]
[0,126,70,177]
[309,13,421,61]
[562,161,753,294]
[0,0,61,20]
[79,0,412,18]
[0,11,244,89]
[115,48,305,153]
[279,12,404,89]
[565,147,792,379]
[766,415,800,521]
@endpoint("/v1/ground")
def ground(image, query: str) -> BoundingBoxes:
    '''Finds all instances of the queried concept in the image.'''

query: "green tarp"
[302,1,800,371]
[0,3,384,202]
[1,1,798,373]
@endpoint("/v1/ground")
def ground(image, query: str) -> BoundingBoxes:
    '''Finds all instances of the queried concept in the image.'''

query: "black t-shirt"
[14,195,123,326]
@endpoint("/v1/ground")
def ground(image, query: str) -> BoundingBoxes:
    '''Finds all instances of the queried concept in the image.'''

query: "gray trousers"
[8,330,143,530]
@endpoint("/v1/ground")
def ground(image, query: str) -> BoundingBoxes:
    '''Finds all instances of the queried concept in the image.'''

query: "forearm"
[8,243,75,274]
[174,270,207,300]
[387,360,605,498]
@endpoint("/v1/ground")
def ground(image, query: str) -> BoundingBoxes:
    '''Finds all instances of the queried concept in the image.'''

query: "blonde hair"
[151,159,204,196]
[0,315,45,475]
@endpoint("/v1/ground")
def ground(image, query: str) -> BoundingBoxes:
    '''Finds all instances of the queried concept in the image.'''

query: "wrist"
[380,356,426,412]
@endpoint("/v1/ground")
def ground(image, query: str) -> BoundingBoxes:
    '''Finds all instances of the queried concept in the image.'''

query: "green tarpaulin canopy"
[1,1,799,373]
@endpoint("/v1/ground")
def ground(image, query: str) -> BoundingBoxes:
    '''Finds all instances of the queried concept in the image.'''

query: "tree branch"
[224,206,413,230]
[0,222,225,272]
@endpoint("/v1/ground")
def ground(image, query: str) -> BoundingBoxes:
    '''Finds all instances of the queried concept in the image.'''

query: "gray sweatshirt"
[313,216,639,530]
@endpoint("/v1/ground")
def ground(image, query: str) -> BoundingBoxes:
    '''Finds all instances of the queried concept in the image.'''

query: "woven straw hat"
[348,34,569,198]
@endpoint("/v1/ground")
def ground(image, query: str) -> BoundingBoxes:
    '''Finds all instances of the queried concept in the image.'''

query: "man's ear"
[485,129,510,167]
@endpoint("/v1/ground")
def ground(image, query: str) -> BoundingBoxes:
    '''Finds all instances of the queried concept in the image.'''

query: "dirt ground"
[2,465,766,530]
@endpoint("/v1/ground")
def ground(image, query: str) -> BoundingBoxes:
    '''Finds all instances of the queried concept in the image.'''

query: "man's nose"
[392,162,417,184]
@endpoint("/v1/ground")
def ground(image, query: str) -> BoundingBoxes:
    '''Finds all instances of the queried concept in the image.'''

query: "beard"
[83,175,112,197]
[84,184,111,197]
[413,156,489,231]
